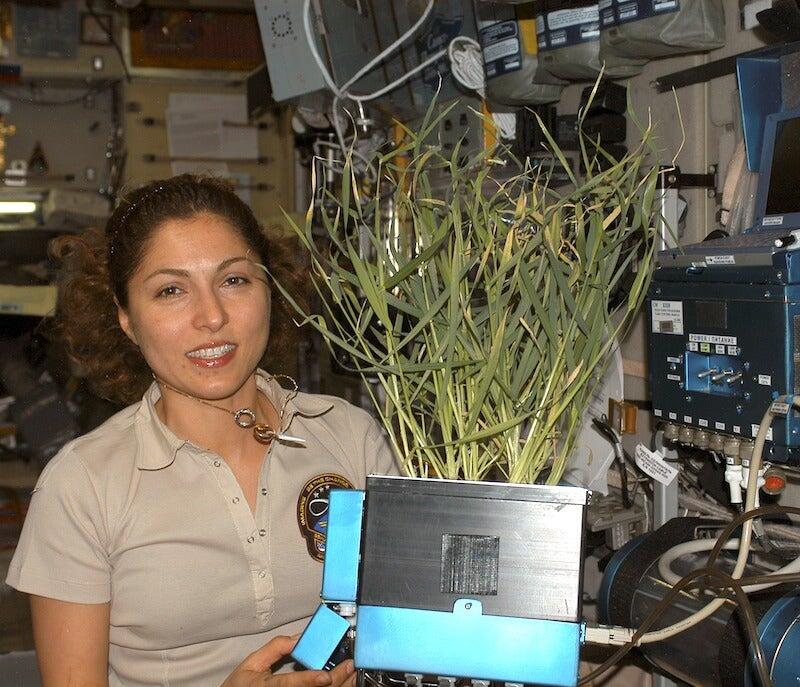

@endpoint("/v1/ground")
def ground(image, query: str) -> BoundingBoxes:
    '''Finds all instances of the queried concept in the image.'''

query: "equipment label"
[715,421,725,430]
[733,425,741,434]
[651,300,684,335]
[751,424,773,441]
[479,20,523,78]
[689,333,737,345]
[705,254,735,265]
[610,0,681,27]
[668,412,677,420]
[537,6,599,52]
[771,401,790,416]
[667,374,681,381]
[763,215,784,226]
[635,444,678,486]
[654,408,663,416]
[698,418,708,427]
[758,374,772,386]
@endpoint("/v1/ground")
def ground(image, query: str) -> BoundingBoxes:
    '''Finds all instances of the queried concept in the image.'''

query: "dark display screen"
[765,116,800,216]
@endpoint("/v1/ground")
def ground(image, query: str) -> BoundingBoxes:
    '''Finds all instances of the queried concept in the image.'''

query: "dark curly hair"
[51,174,304,405]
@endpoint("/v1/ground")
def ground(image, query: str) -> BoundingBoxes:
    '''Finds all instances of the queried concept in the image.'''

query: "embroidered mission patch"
[297,473,354,562]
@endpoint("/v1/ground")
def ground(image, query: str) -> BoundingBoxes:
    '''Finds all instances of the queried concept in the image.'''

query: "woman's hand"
[222,635,357,687]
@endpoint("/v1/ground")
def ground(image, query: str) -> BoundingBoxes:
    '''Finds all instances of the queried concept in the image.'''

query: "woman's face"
[117,211,271,401]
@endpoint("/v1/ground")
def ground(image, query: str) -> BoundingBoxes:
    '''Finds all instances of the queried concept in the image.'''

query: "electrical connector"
[583,624,635,646]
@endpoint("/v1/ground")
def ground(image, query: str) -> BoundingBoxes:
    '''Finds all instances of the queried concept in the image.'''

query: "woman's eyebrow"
[216,256,250,271]
[143,256,251,282]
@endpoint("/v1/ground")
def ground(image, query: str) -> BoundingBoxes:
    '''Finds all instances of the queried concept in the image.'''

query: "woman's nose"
[192,289,229,331]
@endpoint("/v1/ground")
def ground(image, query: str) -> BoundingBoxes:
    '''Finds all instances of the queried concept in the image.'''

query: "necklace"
[154,372,306,446]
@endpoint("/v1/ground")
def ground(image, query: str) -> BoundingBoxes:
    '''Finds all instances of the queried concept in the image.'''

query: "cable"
[635,396,789,645]
[580,566,773,687]
[583,402,798,684]
[591,416,632,508]
[657,537,800,592]
[302,0,442,178]
[86,0,132,83]
[446,35,516,140]
[303,0,443,103]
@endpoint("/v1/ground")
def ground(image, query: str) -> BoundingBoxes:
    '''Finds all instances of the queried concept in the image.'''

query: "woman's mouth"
[185,343,237,368]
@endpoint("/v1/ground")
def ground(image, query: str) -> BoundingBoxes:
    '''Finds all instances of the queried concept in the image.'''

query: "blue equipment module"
[648,103,800,464]
[292,476,590,687]
[648,229,800,464]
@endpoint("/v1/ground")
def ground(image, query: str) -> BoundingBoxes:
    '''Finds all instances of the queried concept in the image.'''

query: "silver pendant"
[234,408,257,428]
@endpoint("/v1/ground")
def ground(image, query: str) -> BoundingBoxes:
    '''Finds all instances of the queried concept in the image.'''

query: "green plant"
[272,96,662,484]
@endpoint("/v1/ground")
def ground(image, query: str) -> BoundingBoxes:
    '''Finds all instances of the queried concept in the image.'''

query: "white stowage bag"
[600,0,726,61]
[536,3,647,82]
[474,1,565,105]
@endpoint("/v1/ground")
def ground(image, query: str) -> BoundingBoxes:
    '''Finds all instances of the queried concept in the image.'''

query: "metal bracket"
[652,47,765,92]
[660,165,718,197]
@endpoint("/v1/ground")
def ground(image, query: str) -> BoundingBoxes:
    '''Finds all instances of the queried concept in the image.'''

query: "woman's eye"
[156,285,182,298]
[223,275,250,287]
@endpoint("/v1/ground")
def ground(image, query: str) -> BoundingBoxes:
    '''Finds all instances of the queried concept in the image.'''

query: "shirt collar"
[134,381,186,470]
[134,371,334,470]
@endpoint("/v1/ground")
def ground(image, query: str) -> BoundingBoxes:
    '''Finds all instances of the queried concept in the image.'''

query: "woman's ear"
[116,300,139,346]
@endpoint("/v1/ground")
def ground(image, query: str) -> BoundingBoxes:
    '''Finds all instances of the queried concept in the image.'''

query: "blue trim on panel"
[322,489,364,603]
[744,593,800,687]
[354,600,581,687]
[597,534,647,624]
[292,604,350,671]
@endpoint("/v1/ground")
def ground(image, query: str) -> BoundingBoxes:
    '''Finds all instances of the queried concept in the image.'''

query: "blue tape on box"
[291,604,350,671]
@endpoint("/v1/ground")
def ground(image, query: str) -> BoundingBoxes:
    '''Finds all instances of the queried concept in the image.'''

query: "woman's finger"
[241,635,299,673]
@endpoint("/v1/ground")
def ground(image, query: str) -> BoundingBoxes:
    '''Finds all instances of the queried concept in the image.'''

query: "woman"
[5,175,397,687]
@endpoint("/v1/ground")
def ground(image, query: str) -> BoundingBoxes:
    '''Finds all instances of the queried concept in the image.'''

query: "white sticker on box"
[651,300,684,335]
[751,424,773,440]
[483,38,519,63]
[715,421,725,430]
[547,7,599,30]
[771,401,790,416]
[699,418,708,427]
[689,333,737,345]
[635,444,679,486]
[758,374,772,386]
[669,412,677,420]
[705,254,735,265]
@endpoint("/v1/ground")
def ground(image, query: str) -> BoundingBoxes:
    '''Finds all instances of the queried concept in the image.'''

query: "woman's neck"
[154,373,278,461]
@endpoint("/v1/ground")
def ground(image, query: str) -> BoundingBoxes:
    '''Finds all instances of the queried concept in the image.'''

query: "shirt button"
[247,536,255,543]
[232,497,240,504]
[260,488,267,496]
[259,570,267,579]
[259,529,266,537]
[213,460,221,467]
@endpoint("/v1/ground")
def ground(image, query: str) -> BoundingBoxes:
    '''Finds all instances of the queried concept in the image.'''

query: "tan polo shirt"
[6,374,398,686]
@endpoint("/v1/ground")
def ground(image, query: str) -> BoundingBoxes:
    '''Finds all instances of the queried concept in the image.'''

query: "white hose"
[637,396,792,645]
[657,538,800,593]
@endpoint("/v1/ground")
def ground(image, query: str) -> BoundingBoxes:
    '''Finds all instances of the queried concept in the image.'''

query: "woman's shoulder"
[294,390,381,434]
[40,400,145,485]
